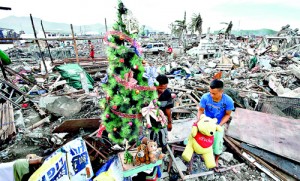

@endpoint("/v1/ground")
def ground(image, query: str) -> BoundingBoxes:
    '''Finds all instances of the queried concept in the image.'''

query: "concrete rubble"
[0,24,299,181]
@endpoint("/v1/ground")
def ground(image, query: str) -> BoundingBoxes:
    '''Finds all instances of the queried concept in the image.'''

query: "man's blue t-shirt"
[199,93,234,124]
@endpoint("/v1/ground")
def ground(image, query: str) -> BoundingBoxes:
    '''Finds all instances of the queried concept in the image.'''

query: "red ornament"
[119,58,124,63]
[106,114,110,118]
[134,65,138,69]
[106,95,110,100]
[113,128,117,131]
[112,105,117,110]
[128,122,132,126]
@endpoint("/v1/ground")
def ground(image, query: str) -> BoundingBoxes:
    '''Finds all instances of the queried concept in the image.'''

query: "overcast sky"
[1,0,300,32]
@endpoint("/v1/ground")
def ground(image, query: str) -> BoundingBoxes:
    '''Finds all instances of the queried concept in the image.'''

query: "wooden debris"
[53,118,101,133]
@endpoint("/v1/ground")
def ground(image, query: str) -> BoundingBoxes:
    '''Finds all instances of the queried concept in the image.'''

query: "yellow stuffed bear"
[182,114,223,168]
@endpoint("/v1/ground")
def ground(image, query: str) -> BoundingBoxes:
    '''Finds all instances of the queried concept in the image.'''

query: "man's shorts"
[213,126,224,155]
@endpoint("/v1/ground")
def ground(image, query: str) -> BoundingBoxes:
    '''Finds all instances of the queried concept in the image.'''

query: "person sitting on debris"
[88,40,95,62]
[149,74,174,152]
[197,79,234,172]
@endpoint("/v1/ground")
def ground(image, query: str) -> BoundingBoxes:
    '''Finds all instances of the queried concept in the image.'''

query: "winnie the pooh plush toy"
[182,114,223,168]
[142,137,165,164]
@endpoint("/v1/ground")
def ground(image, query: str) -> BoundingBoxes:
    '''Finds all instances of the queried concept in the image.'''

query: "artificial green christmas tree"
[99,0,166,144]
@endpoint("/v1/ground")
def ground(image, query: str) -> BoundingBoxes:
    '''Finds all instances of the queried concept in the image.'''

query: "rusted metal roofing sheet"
[227,108,300,163]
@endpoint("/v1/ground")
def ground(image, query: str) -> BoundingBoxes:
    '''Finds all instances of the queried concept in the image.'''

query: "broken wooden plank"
[289,64,300,79]
[52,118,101,133]
[84,138,108,160]
[226,136,288,181]
[171,108,192,114]
[242,152,281,181]
[216,64,233,71]
[0,102,16,140]
[227,108,300,163]
[27,116,50,130]
[168,118,194,144]
[241,143,300,180]
[33,103,47,118]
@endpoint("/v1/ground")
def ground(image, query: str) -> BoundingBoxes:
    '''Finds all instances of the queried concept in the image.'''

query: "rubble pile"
[0,23,299,181]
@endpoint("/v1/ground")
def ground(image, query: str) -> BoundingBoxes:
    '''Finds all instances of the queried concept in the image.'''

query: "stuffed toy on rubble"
[141,137,165,164]
[134,143,150,166]
[182,114,223,168]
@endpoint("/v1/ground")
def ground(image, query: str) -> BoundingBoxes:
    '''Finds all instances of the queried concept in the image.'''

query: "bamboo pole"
[70,24,79,64]
[40,20,53,63]
[30,14,48,74]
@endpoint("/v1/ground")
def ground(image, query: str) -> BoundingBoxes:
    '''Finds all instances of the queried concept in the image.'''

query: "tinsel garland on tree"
[99,0,161,144]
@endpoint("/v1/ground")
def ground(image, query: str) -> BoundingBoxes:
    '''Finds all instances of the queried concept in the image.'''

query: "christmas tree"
[100,0,166,144]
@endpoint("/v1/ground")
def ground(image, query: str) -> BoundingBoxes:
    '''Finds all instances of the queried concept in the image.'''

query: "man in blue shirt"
[197,79,234,171]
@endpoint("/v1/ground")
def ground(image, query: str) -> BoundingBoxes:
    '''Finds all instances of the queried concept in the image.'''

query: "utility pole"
[105,18,108,32]
[30,14,48,74]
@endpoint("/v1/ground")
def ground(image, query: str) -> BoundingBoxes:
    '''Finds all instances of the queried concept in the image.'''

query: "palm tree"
[225,21,233,39]
[190,13,203,42]
[174,11,188,51]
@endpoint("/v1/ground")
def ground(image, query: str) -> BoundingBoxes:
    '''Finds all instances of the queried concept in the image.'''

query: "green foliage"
[190,13,203,37]
[101,0,159,145]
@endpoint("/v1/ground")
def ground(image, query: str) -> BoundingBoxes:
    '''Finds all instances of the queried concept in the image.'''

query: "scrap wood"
[225,136,289,181]
[52,118,101,133]
[0,102,16,140]
[242,152,281,181]
[27,116,50,130]
[33,102,47,118]
[0,93,21,108]
[227,108,300,163]
[242,143,297,181]
[166,144,245,180]
[173,103,197,109]
[83,138,108,160]
[253,83,273,96]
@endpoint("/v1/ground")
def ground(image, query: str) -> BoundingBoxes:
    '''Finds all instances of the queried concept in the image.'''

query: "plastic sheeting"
[54,64,94,89]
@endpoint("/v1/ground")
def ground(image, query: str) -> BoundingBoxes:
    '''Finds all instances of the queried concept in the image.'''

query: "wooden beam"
[30,14,47,74]
[41,20,54,63]
[70,24,79,64]
[84,139,107,160]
